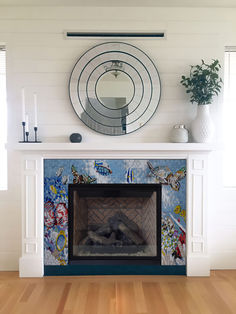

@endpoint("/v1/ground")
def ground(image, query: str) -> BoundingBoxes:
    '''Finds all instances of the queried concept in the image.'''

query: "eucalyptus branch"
[180,59,223,105]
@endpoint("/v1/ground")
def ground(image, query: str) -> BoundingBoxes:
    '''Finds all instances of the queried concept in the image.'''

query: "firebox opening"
[68,184,161,262]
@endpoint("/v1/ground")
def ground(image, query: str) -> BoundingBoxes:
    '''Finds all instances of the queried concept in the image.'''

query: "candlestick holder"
[19,121,28,143]
[19,123,42,143]
[34,127,41,143]
[22,121,26,142]
[26,131,29,142]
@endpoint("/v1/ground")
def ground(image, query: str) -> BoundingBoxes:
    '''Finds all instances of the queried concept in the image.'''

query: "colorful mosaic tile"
[44,159,186,266]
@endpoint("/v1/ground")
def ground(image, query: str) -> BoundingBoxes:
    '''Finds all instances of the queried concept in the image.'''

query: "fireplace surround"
[16,142,213,277]
[43,157,186,274]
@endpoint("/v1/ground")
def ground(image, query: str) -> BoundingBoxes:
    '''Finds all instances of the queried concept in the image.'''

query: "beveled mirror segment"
[69,42,161,135]
[96,71,135,109]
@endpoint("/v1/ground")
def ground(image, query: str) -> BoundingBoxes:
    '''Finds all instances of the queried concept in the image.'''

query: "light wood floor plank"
[97,282,115,314]
[143,282,169,314]
[133,281,147,314]
[71,282,89,314]
[84,283,100,314]
[0,280,27,314]
[0,271,236,314]
[168,282,196,314]
[199,280,232,314]
[116,282,136,314]
[64,282,80,312]
[186,281,212,314]
[56,282,72,314]
[159,282,181,314]
[212,280,236,313]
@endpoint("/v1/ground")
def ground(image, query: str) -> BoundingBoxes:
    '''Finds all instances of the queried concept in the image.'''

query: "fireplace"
[68,184,161,262]
[17,143,213,277]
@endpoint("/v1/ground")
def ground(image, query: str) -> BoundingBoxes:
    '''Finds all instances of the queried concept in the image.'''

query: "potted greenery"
[180,59,223,143]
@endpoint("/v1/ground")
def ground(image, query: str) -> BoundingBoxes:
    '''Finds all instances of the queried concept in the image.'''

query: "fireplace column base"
[19,256,43,277]
[187,255,210,276]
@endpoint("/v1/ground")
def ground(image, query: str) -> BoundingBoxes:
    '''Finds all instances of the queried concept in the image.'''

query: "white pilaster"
[186,154,210,276]
[19,154,44,277]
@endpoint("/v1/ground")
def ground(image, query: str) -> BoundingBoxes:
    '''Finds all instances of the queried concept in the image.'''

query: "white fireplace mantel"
[14,142,215,153]
[15,142,215,277]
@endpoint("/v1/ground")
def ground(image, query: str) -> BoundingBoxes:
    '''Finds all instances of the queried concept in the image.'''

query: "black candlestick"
[19,122,42,143]
[25,131,29,142]
[34,127,38,142]
[22,121,26,142]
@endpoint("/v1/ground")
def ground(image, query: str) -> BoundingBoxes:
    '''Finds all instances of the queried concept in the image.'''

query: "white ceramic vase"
[170,124,189,143]
[191,104,214,143]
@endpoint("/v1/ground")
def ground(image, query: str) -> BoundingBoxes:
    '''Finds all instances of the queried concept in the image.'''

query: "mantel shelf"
[12,142,218,152]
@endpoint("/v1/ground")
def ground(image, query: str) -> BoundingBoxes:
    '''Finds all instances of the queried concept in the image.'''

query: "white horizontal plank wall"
[0,6,236,270]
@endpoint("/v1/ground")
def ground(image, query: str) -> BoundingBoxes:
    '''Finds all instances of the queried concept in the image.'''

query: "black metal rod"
[66,32,165,38]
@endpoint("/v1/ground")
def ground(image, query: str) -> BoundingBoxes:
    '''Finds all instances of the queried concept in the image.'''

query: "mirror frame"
[69,42,161,136]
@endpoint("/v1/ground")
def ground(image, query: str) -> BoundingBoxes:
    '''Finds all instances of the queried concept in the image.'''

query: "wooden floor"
[0,271,236,314]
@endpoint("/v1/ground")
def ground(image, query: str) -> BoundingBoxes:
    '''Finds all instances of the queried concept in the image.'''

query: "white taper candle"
[33,93,38,127]
[25,114,29,132]
[22,88,25,122]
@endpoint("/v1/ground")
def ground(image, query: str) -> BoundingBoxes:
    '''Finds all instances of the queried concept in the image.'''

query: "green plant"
[180,59,223,105]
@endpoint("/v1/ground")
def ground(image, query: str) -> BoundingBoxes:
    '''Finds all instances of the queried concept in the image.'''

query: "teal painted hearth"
[44,159,186,275]
[44,265,186,276]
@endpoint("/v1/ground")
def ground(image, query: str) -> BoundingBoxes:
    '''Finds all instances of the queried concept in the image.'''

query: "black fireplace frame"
[68,184,161,264]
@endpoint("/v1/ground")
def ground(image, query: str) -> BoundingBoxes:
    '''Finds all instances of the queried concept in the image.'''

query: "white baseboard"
[211,252,236,269]
[0,252,19,271]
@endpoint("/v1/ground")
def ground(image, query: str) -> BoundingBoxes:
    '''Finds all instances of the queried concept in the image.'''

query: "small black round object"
[70,133,82,143]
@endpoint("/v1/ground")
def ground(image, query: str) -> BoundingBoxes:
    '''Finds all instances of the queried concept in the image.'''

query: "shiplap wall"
[0,6,236,270]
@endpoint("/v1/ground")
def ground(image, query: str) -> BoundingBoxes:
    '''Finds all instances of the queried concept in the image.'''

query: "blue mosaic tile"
[44,159,186,266]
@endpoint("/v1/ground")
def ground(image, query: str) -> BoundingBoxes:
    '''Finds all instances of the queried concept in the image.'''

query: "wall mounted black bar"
[66,32,165,38]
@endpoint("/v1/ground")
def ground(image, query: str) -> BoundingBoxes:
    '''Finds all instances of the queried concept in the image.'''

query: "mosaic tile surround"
[44,159,186,266]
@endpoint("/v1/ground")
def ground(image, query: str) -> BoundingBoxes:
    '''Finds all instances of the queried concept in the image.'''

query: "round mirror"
[69,42,161,136]
[96,70,135,109]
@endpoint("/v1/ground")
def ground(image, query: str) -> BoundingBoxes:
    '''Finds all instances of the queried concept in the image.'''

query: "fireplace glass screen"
[68,184,161,260]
